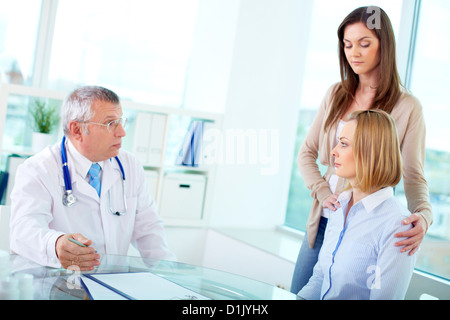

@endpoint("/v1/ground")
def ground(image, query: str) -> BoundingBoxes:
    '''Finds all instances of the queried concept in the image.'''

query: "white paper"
[81,277,128,300]
[82,272,211,300]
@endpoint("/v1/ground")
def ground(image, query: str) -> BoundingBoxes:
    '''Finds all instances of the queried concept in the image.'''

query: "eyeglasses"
[81,117,127,132]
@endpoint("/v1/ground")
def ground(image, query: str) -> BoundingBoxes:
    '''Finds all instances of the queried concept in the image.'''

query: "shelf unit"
[0,83,223,227]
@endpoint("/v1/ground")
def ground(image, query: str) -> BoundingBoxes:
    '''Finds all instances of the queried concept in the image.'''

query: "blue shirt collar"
[338,187,394,214]
[65,138,104,179]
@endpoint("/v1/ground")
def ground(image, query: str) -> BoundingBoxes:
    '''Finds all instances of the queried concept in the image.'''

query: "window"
[405,0,450,280]
[47,0,198,107]
[0,1,42,85]
[0,0,199,168]
[1,94,62,155]
[0,1,43,170]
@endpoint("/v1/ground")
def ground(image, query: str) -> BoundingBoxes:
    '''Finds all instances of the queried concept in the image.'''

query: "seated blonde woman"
[298,109,417,300]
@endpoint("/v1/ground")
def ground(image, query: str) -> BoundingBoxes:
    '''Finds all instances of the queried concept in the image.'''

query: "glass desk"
[9,254,298,300]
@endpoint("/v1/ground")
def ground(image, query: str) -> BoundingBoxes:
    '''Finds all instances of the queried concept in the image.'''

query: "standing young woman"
[290,6,432,294]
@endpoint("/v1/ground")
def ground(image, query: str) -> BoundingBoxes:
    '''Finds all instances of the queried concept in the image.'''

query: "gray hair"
[62,86,120,135]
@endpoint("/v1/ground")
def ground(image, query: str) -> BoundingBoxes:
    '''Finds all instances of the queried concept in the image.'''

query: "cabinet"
[160,173,206,220]
[0,84,222,227]
[133,112,166,167]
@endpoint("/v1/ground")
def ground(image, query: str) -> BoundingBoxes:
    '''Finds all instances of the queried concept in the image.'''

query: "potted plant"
[28,99,60,152]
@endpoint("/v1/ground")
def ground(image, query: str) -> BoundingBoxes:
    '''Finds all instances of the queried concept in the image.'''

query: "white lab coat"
[9,140,175,267]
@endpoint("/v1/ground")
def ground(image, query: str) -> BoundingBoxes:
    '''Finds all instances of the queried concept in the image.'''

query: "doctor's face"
[80,100,126,162]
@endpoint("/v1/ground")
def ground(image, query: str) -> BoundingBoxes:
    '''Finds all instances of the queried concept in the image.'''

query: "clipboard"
[81,272,211,300]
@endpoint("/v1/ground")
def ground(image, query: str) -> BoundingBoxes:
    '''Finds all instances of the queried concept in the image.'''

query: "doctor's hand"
[55,233,101,271]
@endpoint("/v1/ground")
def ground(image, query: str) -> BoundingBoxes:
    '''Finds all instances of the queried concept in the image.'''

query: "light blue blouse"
[298,187,417,300]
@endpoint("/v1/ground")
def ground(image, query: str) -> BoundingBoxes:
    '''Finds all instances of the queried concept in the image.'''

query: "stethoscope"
[61,136,127,216]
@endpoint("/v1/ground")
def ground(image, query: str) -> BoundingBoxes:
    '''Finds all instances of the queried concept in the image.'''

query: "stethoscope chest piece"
[63,190,77,207]
[60,136,126,215]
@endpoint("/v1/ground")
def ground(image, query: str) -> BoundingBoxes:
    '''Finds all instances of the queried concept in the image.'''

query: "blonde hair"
[348,109,402,193]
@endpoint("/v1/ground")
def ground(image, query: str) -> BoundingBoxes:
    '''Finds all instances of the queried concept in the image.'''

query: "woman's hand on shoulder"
[323,193,341,211]
[394,213,427,255]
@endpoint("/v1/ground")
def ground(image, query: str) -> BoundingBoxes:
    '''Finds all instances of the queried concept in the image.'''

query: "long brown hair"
[324,6,402,130]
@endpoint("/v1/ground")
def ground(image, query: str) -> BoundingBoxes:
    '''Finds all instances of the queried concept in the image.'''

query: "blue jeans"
[290,216,328,294]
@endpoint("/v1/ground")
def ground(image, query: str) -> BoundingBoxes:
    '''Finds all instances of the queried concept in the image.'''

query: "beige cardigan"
[298,84,433,248]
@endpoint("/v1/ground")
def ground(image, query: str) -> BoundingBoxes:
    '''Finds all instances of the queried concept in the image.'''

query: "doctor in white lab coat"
[10,86,175,270]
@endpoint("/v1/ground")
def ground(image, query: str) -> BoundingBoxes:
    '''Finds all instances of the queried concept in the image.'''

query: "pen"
[68,237,100,269]
[68,237,87,247]
[68,237,98,255]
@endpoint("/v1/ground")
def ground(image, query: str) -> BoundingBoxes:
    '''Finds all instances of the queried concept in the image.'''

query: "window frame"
[31,0,59,88]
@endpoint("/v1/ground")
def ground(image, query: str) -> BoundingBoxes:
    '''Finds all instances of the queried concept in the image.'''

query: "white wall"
[152,0,316,291]
[184,0,314,228]
[183,0,240,113]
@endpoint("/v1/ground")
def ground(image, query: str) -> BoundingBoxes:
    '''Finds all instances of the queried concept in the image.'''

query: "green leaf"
[28,99,60,134]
